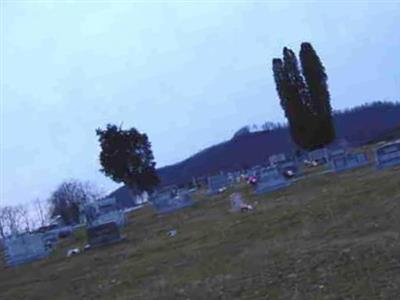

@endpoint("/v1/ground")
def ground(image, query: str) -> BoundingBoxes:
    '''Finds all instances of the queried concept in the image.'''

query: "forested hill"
[156,102,400,186]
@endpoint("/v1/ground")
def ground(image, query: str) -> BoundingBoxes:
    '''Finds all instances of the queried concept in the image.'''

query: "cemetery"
[330,152,370,172]
[375,140,400,169]
[0,154,399,300]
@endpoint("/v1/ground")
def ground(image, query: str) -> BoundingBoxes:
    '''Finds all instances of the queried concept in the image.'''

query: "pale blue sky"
[1,1,399,205]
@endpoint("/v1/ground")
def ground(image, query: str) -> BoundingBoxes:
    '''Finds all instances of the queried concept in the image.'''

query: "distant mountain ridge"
[111,101,400,202]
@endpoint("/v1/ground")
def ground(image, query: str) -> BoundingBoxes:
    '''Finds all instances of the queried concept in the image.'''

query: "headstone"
[86,222,122,248]
[328,147,347,160]
[331,152,369,172]
[308,148,329,164]
[207,174,231,195]
[3,233,50,267]
[255,167,290,194]
[81,197,126,228]
[269,153,287,166]
[151,191,193,214]
[230,193,244,212]
[375,141,400,169]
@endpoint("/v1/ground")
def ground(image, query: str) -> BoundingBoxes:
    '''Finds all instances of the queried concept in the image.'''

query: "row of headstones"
[207,140,400,196]
[3,199,128,267]
[55,141,400,253]
[329,140,400,172]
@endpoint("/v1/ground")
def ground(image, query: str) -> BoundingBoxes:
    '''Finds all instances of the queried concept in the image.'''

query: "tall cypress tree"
[300,42,335,146]
[272,43,335,150]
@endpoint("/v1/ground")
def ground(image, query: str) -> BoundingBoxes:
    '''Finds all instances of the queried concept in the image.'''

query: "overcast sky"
[1,0,399,206]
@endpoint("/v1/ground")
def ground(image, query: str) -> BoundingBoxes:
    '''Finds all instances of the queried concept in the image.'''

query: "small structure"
[151,191,193,214]
[331,152,370,172]
[86,222,123,248]
[308,148,329,164]
[3,233,50,267]
[255,167,290,195]
[375,140,400,169]
[207,174,231,195]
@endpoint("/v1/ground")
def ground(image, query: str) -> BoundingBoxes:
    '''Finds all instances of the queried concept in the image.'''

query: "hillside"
[156,101,400,186]
[1,162,399,299]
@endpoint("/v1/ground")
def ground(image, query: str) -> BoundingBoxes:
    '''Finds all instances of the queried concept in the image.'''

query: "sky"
[1,0,399,206]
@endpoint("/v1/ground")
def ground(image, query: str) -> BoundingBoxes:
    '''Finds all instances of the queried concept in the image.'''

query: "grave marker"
[3,233,50,267]
[81,197,126,228]
[255,167,290,195]
[207,174,231,195]
[331,152,369,172]
[86,222,123,248]
[375,141,400,169]
[151,191,193,214]
[308,148,329,164]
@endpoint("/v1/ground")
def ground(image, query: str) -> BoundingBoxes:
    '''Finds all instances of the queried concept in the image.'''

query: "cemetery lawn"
[1,165,400,299]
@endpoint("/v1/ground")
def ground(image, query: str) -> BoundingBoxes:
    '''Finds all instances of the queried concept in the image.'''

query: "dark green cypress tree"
[272,43,335,151]
[300,42,335,146]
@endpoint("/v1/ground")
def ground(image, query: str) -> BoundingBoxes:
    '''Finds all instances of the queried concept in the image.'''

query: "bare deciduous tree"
[33,198,48,227]
[0,205,26,236]
[48,180,103,225]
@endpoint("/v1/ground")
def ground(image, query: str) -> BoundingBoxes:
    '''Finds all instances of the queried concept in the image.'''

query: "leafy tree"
[96,124,160,193]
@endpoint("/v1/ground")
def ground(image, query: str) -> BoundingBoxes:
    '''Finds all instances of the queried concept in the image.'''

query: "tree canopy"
[96,124,160,193]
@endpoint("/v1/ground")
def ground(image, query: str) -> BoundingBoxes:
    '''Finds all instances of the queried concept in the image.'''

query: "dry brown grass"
[1,164,399,300]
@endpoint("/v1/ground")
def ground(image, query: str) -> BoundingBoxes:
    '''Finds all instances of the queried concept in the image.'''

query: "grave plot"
[207,174,231,195]
[330,152,370,172]
[375,141,400,169]
[86,222,124,248]
[3,233,50,267]
[151,192,193,214]
[254,167,290,195]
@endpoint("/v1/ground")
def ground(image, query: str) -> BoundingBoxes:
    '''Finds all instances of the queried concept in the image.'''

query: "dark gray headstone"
[86,222,122,248]
[255,167,290,195]
[331,152,370,172]
[151,192,193,214]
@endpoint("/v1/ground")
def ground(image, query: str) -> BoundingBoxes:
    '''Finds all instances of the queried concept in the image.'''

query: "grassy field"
[1,164,399,300]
